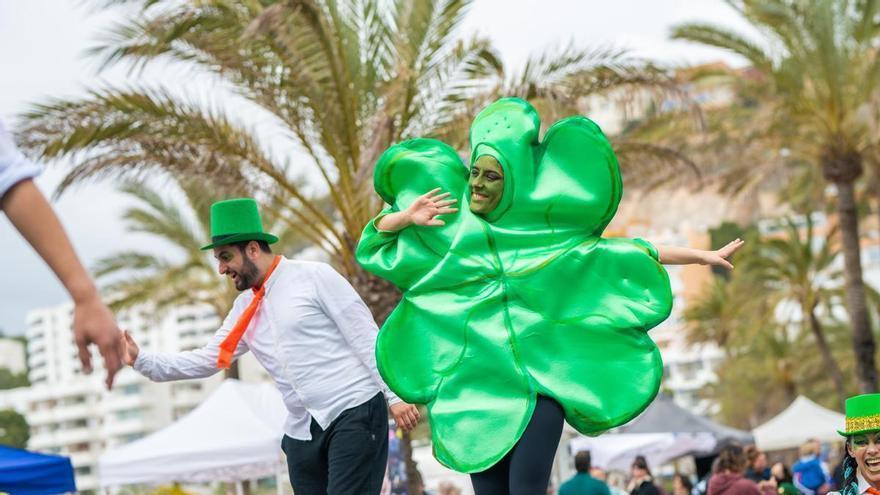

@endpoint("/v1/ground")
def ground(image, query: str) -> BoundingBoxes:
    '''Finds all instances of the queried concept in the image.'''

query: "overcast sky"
[0,0,755,335]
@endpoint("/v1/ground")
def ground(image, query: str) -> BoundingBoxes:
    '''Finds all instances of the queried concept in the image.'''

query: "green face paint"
[469,155,504,215]
[357,97,672,473]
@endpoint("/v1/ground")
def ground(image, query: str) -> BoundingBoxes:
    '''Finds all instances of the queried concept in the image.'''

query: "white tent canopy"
[569,433,716,471]
[752,396,845,451]
[99,379,287,486]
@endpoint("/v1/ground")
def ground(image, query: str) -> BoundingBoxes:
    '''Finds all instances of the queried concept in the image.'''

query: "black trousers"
[470,395,565,495]
[281,393,389,495]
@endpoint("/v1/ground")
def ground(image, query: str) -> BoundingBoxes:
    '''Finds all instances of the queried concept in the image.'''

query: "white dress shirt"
[134,258,400,440]
[0,120,42,200]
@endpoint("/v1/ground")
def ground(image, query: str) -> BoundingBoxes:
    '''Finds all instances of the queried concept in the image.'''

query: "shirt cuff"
[0,158,41,200]
[132,351,151,376]
[385,391,403,406]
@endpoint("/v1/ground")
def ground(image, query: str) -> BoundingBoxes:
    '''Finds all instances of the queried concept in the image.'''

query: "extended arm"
[657,238,744,269]
[123,303,249,381]
[375,188,458,232]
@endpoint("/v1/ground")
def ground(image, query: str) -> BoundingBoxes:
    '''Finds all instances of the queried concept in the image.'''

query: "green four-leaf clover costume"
[356,97,673,472]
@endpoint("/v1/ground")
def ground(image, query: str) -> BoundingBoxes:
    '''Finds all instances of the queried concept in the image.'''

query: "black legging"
[470,395,565,495]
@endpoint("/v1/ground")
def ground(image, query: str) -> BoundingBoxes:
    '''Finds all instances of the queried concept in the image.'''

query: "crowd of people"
[557,439,845,495]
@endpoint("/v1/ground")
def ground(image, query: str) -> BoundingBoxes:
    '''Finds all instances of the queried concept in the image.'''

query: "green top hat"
[838,393,880,436]
[200,198,279,250]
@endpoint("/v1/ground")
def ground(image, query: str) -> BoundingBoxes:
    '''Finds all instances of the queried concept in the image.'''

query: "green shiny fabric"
[356,97,673,473]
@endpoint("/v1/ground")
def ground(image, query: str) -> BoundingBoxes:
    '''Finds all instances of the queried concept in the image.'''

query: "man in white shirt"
[0,119,122,388]
[121,198,420,494]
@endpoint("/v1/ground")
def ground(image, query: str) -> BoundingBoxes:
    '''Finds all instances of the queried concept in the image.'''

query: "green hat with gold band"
[838,393,880,436]
[200,198,279,250]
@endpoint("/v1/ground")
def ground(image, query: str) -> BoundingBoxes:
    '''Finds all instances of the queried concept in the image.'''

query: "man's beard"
[232,257,260,291]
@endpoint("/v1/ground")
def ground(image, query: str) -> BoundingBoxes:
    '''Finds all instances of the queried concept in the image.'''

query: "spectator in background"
[708,445,776,495]
[674,474,694,495]
[629,456,662,495]
[694,457,722,495]
[771,462,800,495]
[793,440,830,495]
[559,451,612,495]
[437,481,461,495]
[745,446,772,482]
[830,444,847,492]
[607,470,631,495]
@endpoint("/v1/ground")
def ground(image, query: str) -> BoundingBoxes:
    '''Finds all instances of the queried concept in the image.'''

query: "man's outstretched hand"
[120,330,140,367]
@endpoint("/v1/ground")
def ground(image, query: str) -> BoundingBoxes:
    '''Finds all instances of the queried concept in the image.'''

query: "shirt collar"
[858,473,871,495]
[261,256,286,293]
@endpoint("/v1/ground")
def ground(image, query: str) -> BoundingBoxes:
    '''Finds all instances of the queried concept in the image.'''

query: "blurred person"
[674,474,694,495]
[694,458,723,495]
[771,462,799,495]
[560,451,612,495]
[0,119,122,389]
[437,481,462,495]
[708,445,776,495]
[829,394,880,495]
[745,446,772,482]
[608,470,632,495]
[630,456,662,495]
[121,198,419,495]
[793,440,830,495]
[831,444,848,491]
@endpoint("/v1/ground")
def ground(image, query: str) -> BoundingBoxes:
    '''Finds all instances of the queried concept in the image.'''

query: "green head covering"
[839,393,880,436]
[200,198,279,250]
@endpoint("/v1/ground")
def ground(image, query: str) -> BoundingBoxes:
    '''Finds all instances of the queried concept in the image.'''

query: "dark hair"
[716,444,748,474]
[633,456,652,476]
[744,445,763,467]
[575,451,592,473]
[233,239,272,254]
[841,441,859,495]
[675,473,693,493]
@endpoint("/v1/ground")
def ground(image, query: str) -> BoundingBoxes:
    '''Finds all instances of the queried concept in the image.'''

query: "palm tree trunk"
[835,180,878,393]
[806,302,846,406]
[350,266,423,495]
[400,429,425,495]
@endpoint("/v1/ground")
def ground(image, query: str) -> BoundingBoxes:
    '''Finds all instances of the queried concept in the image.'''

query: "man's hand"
[702,238,745,270]
[389,402,421,432]
[73,295,123,389]
[120,330,140,367]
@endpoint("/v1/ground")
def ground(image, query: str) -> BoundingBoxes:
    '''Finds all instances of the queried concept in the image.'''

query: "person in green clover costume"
[356,97,743,494]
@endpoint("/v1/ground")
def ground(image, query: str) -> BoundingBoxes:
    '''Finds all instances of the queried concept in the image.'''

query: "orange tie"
[217,255,282,369]
[867,487,880,495]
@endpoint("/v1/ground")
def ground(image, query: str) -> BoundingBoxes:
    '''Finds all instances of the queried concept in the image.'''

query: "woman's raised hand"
[405,188,459,227]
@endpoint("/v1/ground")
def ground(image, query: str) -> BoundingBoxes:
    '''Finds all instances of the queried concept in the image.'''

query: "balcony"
[55,427,93,446]
[101,418,146,437]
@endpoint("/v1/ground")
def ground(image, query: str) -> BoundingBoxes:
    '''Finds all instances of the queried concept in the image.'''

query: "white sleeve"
[0,120,42,200]
[312,263,402,405]
[133,299,250,381]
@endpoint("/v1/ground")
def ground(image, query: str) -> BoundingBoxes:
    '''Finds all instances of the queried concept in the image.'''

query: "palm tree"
[18,1,696,489]
[671,0,880,392]
[745,216,848,406]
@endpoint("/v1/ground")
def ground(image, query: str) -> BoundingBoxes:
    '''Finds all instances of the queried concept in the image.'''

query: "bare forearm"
[2,179,98,302]
[376,211,414,232]
[656,245,709,265]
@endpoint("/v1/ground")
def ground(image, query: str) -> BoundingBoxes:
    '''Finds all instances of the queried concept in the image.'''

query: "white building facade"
[1,301,269,492]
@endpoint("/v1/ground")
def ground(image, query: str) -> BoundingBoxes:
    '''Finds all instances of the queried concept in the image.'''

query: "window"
[116,409,142,421]
[120,384,141,396]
